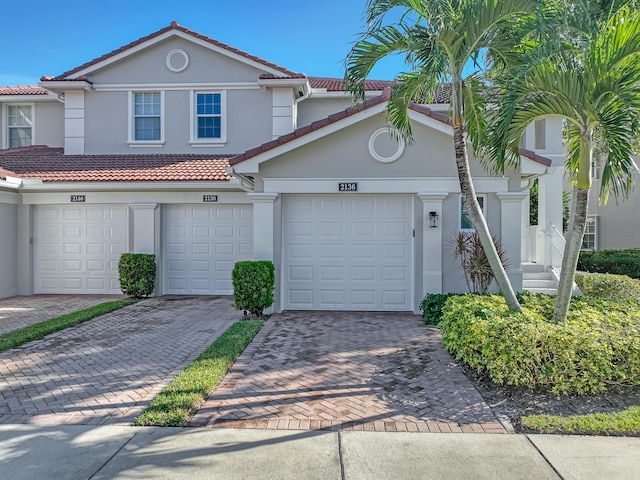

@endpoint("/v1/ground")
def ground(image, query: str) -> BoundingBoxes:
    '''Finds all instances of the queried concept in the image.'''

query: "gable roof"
[229,92,453,167]
[229,92,551,172]
[0,147,231,182]
[43,21,302,81]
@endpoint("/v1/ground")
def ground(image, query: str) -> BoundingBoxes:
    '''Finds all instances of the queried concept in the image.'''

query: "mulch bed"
[459,363,640,433]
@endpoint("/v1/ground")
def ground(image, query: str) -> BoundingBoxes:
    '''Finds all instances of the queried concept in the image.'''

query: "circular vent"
[166,49,189,73]
[368,127,405,163]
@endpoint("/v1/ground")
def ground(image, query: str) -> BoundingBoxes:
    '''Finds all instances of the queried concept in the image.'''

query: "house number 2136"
[338,182,358,192]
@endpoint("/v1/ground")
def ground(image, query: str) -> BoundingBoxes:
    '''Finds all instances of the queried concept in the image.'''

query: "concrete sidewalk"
[1,425,638,480]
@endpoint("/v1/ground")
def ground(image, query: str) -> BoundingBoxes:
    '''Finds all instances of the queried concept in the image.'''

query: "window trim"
[127,91,164,147]
[189,90,226,147]
[581,215,598,251]
[459,194,487,232]
[3,103,34,149]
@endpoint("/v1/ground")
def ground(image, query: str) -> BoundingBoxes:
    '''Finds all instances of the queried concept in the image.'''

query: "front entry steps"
[522,262,559,295]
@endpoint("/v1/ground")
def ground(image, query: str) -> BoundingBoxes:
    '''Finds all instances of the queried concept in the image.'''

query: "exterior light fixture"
[429,211,439,228]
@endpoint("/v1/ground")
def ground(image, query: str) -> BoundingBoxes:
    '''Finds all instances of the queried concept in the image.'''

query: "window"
[7,105,32,148]
[534,118,546,149]
[191,91,225,145]
[581,216,597,250]
[196,93,221,139]
[133,92,161,141]
[460,195,485,231]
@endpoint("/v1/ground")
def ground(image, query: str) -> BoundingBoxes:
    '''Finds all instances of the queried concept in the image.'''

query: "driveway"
[0,295,126,335]
[1,296,504,432]
[191,311,505,433]
[0,296,238,425]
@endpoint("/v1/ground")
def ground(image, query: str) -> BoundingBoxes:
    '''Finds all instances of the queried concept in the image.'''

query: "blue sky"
[0,0,407,86]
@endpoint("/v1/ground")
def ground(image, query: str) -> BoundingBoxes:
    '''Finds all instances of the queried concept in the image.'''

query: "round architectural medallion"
[166,49,189,73]
[368,127,405,163]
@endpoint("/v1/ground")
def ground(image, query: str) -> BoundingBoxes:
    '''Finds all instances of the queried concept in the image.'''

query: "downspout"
[228,168,255,192]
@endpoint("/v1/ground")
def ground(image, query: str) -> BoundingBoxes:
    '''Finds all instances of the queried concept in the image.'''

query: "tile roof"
[45,21,301,81]
[0,147,232,182]
[519,148,552,167]
[308,77,452,103]
[229,92,453,166]
[309,77,395,92]
[0,86,50,96]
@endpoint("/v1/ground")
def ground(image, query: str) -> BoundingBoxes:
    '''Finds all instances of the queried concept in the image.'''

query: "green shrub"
[118,253,156,298]
[578,249,640,279]
[440,293,640,394]
[420,293,457,325]
[232,261,275,318]
[575,272,640,302]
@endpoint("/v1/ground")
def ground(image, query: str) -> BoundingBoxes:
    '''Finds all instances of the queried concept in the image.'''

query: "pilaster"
[417,193,448,295]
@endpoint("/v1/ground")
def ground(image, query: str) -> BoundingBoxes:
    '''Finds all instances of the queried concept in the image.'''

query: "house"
[0,22,565,311]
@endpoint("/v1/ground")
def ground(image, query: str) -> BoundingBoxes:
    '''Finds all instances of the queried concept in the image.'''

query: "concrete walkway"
[1,424,638,480]
[0,296,239,425]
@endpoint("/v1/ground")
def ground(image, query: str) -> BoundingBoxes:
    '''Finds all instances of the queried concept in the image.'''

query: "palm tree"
[345,0,537,312]
[490,4,640,322]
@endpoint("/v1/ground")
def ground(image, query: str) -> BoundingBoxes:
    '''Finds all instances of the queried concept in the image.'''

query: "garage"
[283,194,413,310]
[163,204,253,294]
[36,205,129,293]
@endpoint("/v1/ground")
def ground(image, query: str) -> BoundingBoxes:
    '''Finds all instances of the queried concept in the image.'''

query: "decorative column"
[248,193,279,260]
[248,193,280,313]
[64,90,85,154]
[418,193,448,295]
[129,204,158,254]
[497,192,528,291]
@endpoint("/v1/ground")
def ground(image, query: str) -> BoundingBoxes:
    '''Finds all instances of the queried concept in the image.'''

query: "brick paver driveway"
[192,311,506,433]
[0,295,126,335]
[0,296,237,425]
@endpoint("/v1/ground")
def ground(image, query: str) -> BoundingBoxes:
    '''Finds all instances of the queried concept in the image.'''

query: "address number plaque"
[338,182,358,192]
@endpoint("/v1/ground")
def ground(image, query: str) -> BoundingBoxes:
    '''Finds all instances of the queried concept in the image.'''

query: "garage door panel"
[163,204,253,295]
[36,206,128,294]
[283,194,412,311]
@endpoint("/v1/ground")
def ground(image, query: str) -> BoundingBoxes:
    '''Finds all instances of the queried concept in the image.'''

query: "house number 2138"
[338,182,358,192]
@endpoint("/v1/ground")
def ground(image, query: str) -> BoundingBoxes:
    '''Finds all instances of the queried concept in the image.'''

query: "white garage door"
[36,205,129,294]
[164,204,253,294]
[283,194,413,310]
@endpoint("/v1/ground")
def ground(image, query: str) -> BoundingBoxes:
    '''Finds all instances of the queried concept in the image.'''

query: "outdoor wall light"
[429,211,439,228]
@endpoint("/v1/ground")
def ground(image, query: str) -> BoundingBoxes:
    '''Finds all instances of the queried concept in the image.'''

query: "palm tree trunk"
[552,186,589,322]
[552,134,592,323]
[453,125,523,313]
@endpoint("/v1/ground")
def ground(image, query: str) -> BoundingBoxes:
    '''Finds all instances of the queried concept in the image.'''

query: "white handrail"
[542,223,565,276]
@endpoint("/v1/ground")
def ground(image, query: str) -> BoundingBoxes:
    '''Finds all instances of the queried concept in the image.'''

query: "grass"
[135,320,263,427]
[0,299,135,353]
[522,406,640,436]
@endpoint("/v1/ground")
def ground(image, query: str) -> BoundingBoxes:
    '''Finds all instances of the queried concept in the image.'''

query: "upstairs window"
[196,93,222,139]
[7,105,33,148]
[133,92,161,141]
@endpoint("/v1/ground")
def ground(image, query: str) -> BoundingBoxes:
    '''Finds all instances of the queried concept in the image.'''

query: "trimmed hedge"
[118,253,156,298]
[578,249,640,279]
[420,293,457,325]
[575,272,640,302]
[232,261,275,318]
[440,293,640,394]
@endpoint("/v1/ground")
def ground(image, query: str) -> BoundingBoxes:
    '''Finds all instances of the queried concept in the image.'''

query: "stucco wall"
[0,199,18,298]
[88,37,268,84]
[34,101,64,148]
[83,84,273,154]
[257,113,494,180]
[297,97,352,128]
